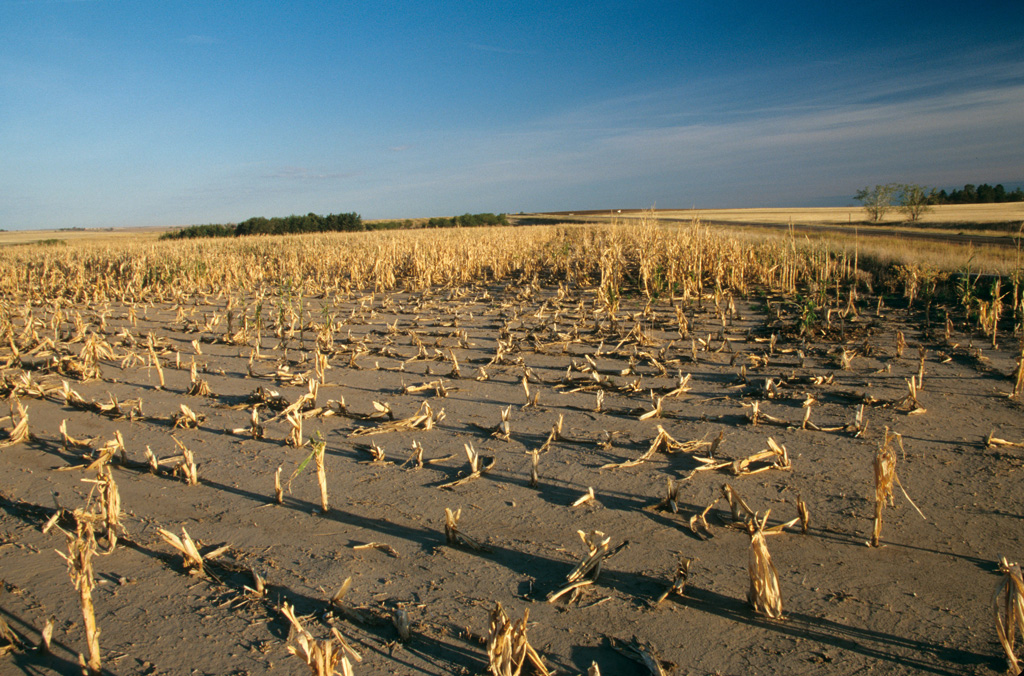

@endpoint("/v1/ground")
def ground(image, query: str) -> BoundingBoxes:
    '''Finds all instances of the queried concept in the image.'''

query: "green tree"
[898,184,936,223]
[855,184,900,222]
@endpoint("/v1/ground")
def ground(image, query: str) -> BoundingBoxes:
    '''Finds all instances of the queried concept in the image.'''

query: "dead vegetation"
[0,215,1021,675]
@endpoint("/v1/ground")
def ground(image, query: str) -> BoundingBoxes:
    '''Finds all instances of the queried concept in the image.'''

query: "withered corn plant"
[747,513,783,619]
[0,396,29,448]
[313,435,329,513]
[870,428,925,547]
[486,602,550,676]
[57,518,102,675]
[994,557,1024,674]
[281,602,360,676]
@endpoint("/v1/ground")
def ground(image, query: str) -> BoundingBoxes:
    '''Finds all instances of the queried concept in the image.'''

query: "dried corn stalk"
[638,395,664,421]
[56,519,102,675]
[721,483,755,525]
[871,428,925,547]
[747,513,783,618]
[871,433,897,547]
[438,443,494,489]
[186,361,212,397]
[796,495,810,534]
[527,449,540,488]
[157,526,205,575]
[994,556,1024,674]
[655,557,693,604]
[444,507,488,551]
[349,401,442,437]
[553,529,621,596]
[601,426,707,470]
[570,486,596,508]
[281,602,360,676]
[986,431,1024,449]
[890,376,927,415]
[84,431,126,472]
[285,410,304,447]
[1012,349,1024,399]
[0,592,23,654]
[59,419,93,450]
[486,602,549,676]
[608,636,671,676]
[649,476,690,513]
[147,335,165,389]
[313,436,329,513]
[403,440,424,469]
[84,466,124,551]
[742,401,789,427]
[172,403,203,429]
[232,405,265,439]
[172,438,199,485]
[0,398,28,448]
[696,438,791,476]
[492,405,512,441]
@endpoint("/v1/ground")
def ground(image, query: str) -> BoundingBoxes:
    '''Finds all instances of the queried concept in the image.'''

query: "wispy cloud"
[352,53,1024,213]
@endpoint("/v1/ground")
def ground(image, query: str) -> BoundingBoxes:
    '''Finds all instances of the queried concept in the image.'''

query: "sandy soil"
[1,284,1023,676]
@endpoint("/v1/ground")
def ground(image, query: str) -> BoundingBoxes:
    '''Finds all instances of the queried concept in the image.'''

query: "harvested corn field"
[0,219,1023,675]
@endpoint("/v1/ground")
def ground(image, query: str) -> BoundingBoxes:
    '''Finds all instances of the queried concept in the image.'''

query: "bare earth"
[1,284,1023,676]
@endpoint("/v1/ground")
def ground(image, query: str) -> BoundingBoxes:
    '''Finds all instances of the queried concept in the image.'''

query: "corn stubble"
[486,602,550,676]
[281,602,360,676]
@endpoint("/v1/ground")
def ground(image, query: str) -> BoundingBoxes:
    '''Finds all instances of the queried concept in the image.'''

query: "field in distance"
[0,225,173,246]
[535,202,1024,227]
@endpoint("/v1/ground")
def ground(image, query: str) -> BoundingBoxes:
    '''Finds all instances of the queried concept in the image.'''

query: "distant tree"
[898,184,936,222]
[855,184,900,222]
[977,183,996,203]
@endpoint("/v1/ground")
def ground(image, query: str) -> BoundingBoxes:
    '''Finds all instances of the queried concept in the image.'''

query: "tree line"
[855,182,1022,223]
[933,183,1023,204]
[161,212,509,240]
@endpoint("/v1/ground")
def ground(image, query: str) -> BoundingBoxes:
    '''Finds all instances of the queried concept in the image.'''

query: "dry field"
[655,203,1024,227]
[544,203,1024,227]
[0,227,171,248]
[1,219,1023,676]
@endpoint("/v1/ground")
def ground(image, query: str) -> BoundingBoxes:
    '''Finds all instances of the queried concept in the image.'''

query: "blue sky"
[1,1,1022,229]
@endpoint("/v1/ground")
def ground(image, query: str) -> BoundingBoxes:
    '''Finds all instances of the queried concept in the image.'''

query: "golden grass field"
[652,203,1024,226]
[0,215,1023,675]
